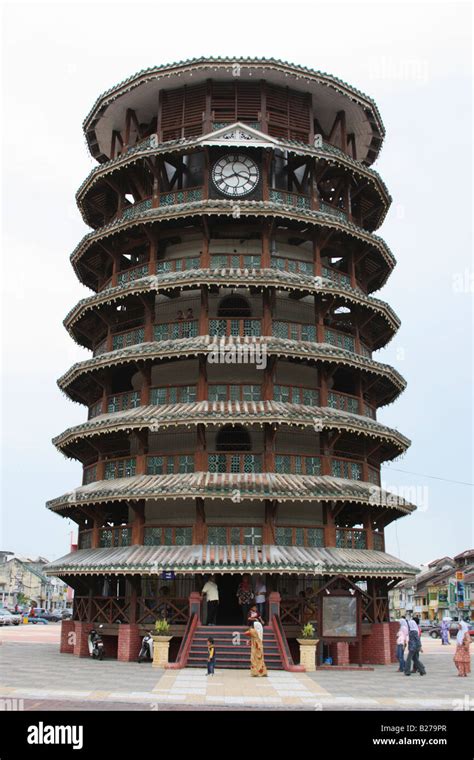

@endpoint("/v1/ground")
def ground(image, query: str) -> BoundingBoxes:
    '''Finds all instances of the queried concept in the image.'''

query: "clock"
[211,153,259,197]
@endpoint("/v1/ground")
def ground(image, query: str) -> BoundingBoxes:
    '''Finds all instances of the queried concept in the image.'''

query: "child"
[207,637,215,676]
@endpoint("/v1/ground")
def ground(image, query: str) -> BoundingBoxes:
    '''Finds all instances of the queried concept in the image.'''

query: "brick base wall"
[329,641,350,665]
[73,621,92,657]
[117,624,141,662]
[389,621,399,663]
[361,623,393,665]
[60,620,75,654]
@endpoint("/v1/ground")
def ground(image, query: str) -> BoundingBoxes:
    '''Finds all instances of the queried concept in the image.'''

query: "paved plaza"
[0,626,472,711]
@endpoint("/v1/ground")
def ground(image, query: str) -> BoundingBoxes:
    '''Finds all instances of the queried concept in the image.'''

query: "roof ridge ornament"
[196,121,281,149]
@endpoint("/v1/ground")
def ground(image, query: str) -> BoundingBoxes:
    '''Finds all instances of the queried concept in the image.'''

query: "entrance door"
[216,574,242,625]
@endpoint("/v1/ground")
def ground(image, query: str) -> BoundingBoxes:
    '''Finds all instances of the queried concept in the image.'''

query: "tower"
[46,59,417,663]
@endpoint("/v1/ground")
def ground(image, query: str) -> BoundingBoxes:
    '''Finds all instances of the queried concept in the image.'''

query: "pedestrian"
[396,617,408,672]
[440,618,451,645]
[247,604,264,627]
[206,637,216,676]
[453,621,471,677]
[244,620,267,677]
[254,575,266,620]
[405,617,426,676]
[201,575,219,625]
[236,575,255,624]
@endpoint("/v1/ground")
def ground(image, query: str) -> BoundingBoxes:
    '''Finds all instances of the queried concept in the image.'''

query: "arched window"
[217,295,251,317]
[216,425,251,451]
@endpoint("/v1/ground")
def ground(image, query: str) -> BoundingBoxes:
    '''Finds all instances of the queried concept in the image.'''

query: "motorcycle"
[138,631,154,663]
[88,626,105,660]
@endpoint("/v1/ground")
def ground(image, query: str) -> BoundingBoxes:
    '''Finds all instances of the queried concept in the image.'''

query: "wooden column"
[319,370,328,408]
[313,237,322,276]
[315,295,325,343]
[138,364,151,406]
[200,236,210,269]
[324,504,336,547]
[199,286,209,335]
[363,513,374,550]
[261,223,271,268]
[204,80,212,133]
[143,299,154,343]
[262,288,273,336]
[193,498,206,544]
[264,424,276,472]
[197,355,208,402]
[356,373,364,416]
[149,236,158,275]
[262,149,271,202]
[131,502,145,545]
[262,355,275,402]
[195,424,207,471]
[321,431,331,475]
[263,499,277,544]
[349,251,357,289]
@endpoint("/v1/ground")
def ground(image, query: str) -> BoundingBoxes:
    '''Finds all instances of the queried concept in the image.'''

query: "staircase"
[187,625,284,670]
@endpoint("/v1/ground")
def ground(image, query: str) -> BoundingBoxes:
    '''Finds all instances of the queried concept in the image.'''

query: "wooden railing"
[208,383,262,402]
[331,456,362,481]
[269,188,311,209]
[103,456,136,480]
[154,319,198,341]
[210,253,261,269]
[335,527,367,549]
[150,385,197,405]
[73,596,189,625]
[209,318,261,337]
[116,263,149,286]
[99,525,132,548]
[147,454,195,474]
[207,452,263,473]
[275,454,321,475]
[272,320,316,342]
[270,256,313,276]
[158,186,203,207]
[275,526,324,547]
[274,385,319,405]
[156,257,200,273]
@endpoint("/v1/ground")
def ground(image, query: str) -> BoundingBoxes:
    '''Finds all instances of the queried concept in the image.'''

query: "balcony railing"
[104,457,137,479]
[153,320,198,341]
[210,254,261,269]
[272,320,316,342]
[336,528,367,549]
[270,256,313,276]
[209,318,261,338]
[143,526,193,546]
[117,263,150,286]
[275,454,321,475]
[99,525,132,548]
[159,187,203,206]
[73,595,189,626]
[156,257,200,273]
[208,384,261,402]
[112,327,145,351]
[273,385,319,405]
[208,452,262,473]
[147,455,195,474]
[328,390,359,415]
[275,526,324,547]
[107,390,141,413]
[321,264,351,289]
[331,457,362,481]
[373,532,384,551]
[320,201,348,221]
[207,526,263,546]
[150,385,197,405]
[269,189,311,210]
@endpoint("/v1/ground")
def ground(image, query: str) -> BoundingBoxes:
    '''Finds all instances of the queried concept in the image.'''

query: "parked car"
[0,609,20,626]
[31,608,61,622]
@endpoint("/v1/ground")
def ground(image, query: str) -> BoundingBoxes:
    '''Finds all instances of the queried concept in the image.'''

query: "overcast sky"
[1,0,472,567]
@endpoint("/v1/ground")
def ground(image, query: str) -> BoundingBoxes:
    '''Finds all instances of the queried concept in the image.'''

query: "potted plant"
[296,623,319,672]
[152,619,173,668]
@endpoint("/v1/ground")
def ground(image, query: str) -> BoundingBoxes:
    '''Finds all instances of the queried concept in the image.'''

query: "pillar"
[60,619,75,654]
[73,621,91,657]
[117,624,141,662]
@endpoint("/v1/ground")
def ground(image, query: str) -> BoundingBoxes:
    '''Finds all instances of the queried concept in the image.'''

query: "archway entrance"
[216,574,242,625]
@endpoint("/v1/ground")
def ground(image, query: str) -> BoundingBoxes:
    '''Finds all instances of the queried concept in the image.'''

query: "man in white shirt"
[254,575,267,620]
[201,575,219,625]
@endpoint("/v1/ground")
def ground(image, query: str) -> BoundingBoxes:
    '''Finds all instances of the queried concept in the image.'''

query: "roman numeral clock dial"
[211,153,259,197]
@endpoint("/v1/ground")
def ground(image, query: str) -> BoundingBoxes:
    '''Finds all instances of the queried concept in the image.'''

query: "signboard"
[456,582,465,605]
[455,571,465,582]
[161,571,175,581]
[322,596,357,637]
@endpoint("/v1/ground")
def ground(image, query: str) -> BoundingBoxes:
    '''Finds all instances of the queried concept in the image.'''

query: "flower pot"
[297,638,319,672]
[152,635,173,668]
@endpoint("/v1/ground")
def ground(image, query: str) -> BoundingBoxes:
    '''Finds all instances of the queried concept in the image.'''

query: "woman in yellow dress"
[454,621,471,677]
[245,620,268,677]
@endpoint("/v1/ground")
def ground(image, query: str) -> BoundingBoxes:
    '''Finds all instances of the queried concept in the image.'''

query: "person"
[396,617,408,672]
[206,637,216,676]
[186,308,194,319]
[244,620,267,677]
[201,575,219,625]
[156,586,173,620]
[254,575,266,620]
[247,604,264,627]
[176,310,184,321]
[236,575,255,625]
[29,605,35,618]
[405,617,426,676]
[453,621,471,677]
[440,618,451,645]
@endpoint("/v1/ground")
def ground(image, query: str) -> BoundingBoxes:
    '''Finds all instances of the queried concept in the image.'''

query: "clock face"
[211,153,259,197]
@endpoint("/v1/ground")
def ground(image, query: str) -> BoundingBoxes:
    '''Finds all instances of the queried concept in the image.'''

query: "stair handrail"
[166,612,198,669]
[271,614,305,672]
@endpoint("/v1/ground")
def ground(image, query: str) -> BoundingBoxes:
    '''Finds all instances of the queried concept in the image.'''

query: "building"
[45,58,418,666]
[0,555,68,609]
[389,551,474,622]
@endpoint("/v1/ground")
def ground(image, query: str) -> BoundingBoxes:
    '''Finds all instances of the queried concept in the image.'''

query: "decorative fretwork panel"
[272,321,316,342]
[147,455,195,475]
[208,453,262,473]
[275,455,321,475]
[156,257,200,273]
[209,319,261,337]
[336,528,367,549]
[153,320,198,341]
[328,391,359,415]
[269,189,310,209]
[210,254,261,269]
[99,526,132,548]
[208,384,261,402]
[104,458,136,479]
[112,327,145,351]
[143,526,192,546]
[207,526,262,546]
[107,391,141,413]
[331,458,362,481]
[270,256,313,276]
[273,385,319,406]
[324,328,355,353]
[117,264,149,286]
[150,385,197,405]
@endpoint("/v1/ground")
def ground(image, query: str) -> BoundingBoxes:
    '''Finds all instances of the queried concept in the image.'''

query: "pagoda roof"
[44,544,416,578]
[76,130,391,230]
[64,268,400,352]
[83,58,384,165]
[46,472,416,516]
[53,400,410,457]
[70,200,396,277]
[58,336,406,406]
